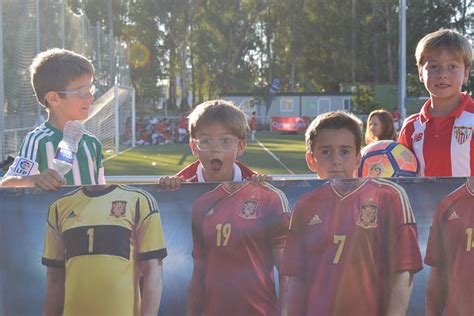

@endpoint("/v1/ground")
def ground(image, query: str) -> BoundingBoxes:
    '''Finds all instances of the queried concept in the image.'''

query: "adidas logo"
[309,214,322,225]
[447,211,459,221]
[66,211,76,219]
[206,208,215,216]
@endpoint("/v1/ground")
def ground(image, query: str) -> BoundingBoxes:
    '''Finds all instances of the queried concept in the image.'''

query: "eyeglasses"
[56,84,96,99]
[194,138,239,151]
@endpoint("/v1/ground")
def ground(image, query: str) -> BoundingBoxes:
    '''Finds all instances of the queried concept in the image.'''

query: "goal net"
[83,85,135,156]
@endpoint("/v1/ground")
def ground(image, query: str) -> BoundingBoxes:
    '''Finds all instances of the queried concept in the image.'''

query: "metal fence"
[0,0,132,160]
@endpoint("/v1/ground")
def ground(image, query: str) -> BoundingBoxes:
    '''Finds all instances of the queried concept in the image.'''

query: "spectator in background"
[249,111,257,141]
[178,113,189,143]
[365,109,397,145]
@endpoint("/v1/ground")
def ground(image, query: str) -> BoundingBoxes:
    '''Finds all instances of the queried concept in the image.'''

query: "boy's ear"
[418,66,424,83]
[236,138,247,157]
[189,139,199,157]
[463,65,471,85]
[355,152,361,169]
[45,91,61,107]
[305,152,318,173]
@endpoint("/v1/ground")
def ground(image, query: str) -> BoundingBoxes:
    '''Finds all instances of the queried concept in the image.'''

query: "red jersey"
[176,160,256,182]
[282,179,422,316]
[178,116,187,129]
[250,116,257,131]
[398,92,474,176]
[192,182,291,316]
[425,182,474,316]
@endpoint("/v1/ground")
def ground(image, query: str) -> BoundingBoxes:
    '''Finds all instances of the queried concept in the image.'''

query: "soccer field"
[104,131,309,176]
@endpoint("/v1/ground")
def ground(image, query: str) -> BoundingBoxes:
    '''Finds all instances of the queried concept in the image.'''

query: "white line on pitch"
[256,139,295,175]
[104,146,135,162]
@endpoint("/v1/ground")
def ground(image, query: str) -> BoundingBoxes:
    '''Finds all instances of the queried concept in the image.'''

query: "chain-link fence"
[1,0,133,160]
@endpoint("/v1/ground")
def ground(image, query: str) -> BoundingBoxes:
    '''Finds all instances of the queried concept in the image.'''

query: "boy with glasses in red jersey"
[160,100,291,315]
[2,48,103,190]
[159,100,263,187]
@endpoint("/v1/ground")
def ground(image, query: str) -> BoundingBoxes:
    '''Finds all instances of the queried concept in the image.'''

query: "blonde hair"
[30,48,95,107]
[305,111,363,154]
[188,100,249,139]
[365,109,397,145]
[415,29,472,68]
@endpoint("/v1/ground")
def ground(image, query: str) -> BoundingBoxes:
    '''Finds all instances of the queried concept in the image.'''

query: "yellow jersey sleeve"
[135,190,167,261]
[42,203,65,267]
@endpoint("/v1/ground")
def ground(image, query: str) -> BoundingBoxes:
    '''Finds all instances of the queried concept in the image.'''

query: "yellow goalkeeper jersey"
[42,185,167,316]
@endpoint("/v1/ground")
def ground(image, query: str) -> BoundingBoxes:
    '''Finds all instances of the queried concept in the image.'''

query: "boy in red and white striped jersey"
[399,29,473,176]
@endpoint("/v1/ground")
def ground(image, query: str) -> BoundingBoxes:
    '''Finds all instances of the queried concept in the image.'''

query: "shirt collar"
[196,162,242,183]
[420,92,470,122]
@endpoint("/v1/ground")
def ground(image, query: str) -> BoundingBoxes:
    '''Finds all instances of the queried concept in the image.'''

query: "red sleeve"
[424,201,447,267]
[236,161,257,179]
[281,200,306,277]
[387,186,423,273]
[191,204,206,259]
[398,117,415,150]
[176,161,199,182]
[263,185,291,249]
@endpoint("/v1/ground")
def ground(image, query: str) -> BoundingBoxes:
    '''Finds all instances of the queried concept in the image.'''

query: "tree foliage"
[68,0,474,110]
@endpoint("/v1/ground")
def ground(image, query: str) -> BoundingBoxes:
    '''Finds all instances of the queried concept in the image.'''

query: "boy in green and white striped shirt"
[1,48,105,190]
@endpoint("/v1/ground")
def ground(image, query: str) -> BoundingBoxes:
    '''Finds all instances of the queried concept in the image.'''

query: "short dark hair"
[305,111,363,154]
[30,48,95,107]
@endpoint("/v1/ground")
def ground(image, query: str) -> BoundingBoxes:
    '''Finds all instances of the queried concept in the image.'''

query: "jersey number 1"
[87,228,94,253]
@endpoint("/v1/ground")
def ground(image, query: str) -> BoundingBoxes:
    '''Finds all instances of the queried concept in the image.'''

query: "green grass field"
[104,131,309,176]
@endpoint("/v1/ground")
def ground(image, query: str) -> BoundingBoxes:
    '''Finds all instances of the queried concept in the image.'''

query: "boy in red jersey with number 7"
[282,111,423,315]
[398,29,473,176]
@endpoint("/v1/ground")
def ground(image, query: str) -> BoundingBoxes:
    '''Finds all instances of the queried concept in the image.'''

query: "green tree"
[352,84,377,115]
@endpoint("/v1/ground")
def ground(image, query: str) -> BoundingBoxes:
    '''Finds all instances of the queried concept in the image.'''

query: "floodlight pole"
[399,0,407,121]
[114,84,120,155]
[132,87,136,148]
[107,0,116,88]
[0,0,4,160]
[61,0,65,48]
[36,0,41,123]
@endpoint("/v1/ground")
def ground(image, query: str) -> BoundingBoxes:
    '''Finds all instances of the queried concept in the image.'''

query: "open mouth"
[210,159,223,172]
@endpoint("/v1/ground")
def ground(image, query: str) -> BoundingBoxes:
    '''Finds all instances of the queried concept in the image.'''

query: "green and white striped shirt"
[5,121,105,185]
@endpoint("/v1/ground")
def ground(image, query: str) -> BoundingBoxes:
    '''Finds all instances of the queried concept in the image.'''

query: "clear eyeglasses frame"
[56,84,96,99]
[193,138,240,151]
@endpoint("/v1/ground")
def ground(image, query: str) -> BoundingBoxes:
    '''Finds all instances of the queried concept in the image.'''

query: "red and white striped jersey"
[399,93,474,176]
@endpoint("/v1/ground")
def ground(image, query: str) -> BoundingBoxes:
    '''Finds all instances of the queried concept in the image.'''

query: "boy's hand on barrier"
[248,174,273,186]
[158,175,185,191]
[32,169,66,191]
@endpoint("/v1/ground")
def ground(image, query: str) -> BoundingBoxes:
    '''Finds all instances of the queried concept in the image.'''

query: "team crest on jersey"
[240,200,258,219]
[356,203,378,229]
[453,126,472,145]
[413,133,423,143]
[13,158,34,176]
[110,201,127,218]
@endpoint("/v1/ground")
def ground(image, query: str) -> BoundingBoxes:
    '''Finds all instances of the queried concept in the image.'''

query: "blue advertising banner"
[0,177,469,315]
